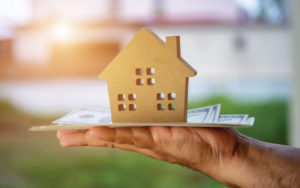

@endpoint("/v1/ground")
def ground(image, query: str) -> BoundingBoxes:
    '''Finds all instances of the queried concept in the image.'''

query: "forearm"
[214,135,300,187]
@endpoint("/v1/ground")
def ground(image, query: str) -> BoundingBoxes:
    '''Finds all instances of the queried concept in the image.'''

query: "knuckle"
[115,128,133,144]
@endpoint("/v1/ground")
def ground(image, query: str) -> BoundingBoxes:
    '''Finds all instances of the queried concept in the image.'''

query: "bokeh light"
[52,22,72,42]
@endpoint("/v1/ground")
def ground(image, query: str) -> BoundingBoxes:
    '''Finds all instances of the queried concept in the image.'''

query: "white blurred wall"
[291,0,300,147]
[153,26,291,80]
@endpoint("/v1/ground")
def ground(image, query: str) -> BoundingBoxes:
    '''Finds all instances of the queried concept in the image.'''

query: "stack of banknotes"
[52,104,254,126]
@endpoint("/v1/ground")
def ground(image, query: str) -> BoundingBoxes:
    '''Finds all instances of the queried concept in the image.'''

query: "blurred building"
[0,0,243,80]
[0,0,292,113]
[0,39,13,64]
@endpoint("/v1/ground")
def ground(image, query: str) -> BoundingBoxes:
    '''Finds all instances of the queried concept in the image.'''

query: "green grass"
[0,97,288,187]
[0,133,222,188]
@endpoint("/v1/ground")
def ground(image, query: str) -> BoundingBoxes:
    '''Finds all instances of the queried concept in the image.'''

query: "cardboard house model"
[98,28,197,123]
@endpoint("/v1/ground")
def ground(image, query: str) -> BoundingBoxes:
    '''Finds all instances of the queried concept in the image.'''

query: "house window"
[147,78,155,85]
[117,94,137,112]
[136,78,144,85]
[168,93,176,100]
[135,67,156,86]
[157,103,165,110]
[147,67,155,75]
[157,93,165,100]
[129,104,137,111]
[118,104,126,111]
[117,94,125,101]
[156,92,176,111]
[128,93,136,100]
[168,103,176,110]
[136,68,143,75]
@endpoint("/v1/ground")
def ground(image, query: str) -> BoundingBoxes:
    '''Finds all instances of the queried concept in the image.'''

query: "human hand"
[57,126,300,187]
[57,126,242,182]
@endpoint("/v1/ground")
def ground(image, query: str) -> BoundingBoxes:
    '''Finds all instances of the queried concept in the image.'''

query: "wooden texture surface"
[98,27,197,123]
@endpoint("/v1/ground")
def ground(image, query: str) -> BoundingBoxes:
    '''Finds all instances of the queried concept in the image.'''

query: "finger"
[131,127,154,148]
[88,127,133,144]
[114,127,154,148]
[57,128,176,164]
[59,131,88,147]
[88,127,116,142]
[114,143,162,160]
[116,142,178,163]
[115,128,134,144]
[148,126,172,145]
[59,129,156,158]
[89,127,155,149]
[64,129,117,148]
[57,129,86,139]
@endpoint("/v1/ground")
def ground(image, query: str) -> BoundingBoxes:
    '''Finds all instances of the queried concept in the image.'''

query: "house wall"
[100,28,195,122]
[107,74,188,123]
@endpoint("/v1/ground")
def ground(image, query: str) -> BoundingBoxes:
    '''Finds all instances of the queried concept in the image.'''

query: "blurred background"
[0,0,298,187]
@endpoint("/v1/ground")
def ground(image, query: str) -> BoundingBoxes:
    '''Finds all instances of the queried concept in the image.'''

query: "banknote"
[54,105,217,125]
[244,117,255,126]
[53,107,211,124]
[187,104,220,123]
[52,106,111,125]
[217,114,248,124]
[205,104,221,123]
[52,105,254,126]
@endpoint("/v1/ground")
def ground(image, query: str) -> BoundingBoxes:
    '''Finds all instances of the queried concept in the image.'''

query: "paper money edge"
[187,105,214,123]
[52,105,219,125]
[33,104,254,132]
[218,114,249,124]
[204,104,221,123]
[52,106,111,124]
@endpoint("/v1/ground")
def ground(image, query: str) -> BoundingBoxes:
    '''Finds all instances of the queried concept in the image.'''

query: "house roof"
[98,27,197,80]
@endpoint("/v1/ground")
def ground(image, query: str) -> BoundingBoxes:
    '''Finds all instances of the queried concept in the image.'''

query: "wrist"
[210,133,253,187]
[217,135,274,187]
[198,133,266,187]
[191,130,252,186]
[191,130,300,187]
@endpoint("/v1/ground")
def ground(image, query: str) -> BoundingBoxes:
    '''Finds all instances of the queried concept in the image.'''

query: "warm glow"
[52,23,72,42]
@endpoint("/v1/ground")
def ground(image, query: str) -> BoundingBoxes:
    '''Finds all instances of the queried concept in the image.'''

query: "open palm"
[57,126,239,176]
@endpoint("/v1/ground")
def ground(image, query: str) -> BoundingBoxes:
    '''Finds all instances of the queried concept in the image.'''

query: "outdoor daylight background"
[0,0,299,187]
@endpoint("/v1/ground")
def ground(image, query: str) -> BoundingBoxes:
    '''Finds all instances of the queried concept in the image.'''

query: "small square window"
[147,67,155,75]
[168,93,176,100]
[157,103,165,111]
[129,104,136,111]
[136,68,143,75]
[136,78,144,85]
[157,93,165,100]
[168,103,176,110]
[117,94,125,101]
[147,78,155,85]
[128,93,136,100]
[118,104,126,111]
